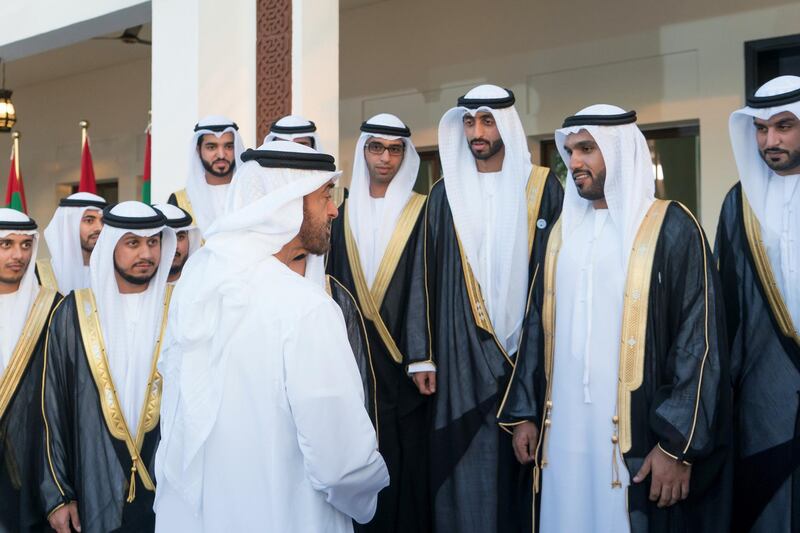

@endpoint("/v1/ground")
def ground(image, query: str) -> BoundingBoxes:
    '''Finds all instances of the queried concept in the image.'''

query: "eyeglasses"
[365,141,405,156]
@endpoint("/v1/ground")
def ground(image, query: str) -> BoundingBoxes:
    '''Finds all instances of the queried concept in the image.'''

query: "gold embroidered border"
[743,194,800,345]
[456,166,550,350]
[74,286,173,495]
[36,260,59,292]
[343,194,425,364]
[174,189,196,222]
[617,199,670,453]
[0,288,56,420]
[327,275,380,444]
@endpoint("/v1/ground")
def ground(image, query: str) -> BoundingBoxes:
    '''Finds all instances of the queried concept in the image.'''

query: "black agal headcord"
[360,121,411,137]
[0,218,37,231]
[161,207,193,229]
[58,198,108,209]
[241,149,336,171]
[457,88,516,110]
[747,87,800,109]
[102,206,167,230]
[270,121,317,134]
[562,110,637,128]
[194,122,239,132]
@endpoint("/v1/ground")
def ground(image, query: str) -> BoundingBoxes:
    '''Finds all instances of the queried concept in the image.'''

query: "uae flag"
[141,125,151,203]
[78,135,97,193]
[5,142,27,213]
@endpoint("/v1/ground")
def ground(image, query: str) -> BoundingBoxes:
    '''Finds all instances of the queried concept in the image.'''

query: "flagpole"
[79,119,89,148]
[12,131,19,179]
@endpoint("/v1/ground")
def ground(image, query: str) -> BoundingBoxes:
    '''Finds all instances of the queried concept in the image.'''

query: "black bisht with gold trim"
[500,201,732,533]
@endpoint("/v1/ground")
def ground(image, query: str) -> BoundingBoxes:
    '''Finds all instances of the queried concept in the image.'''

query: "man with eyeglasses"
[327,113,431,533]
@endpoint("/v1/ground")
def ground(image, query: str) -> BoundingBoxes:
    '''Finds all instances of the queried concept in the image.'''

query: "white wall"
[1,0,149,60]
[0,58,151,237]
[339,0,800,233]
[151,0,256,202]
[293,0,340,158]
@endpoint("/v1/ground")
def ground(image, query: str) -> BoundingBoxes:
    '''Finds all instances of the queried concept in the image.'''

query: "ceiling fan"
[92,25,151,46]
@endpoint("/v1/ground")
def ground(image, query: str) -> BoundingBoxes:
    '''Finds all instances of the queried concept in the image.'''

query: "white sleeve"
[407,361,437,374]
[284,300,390,524]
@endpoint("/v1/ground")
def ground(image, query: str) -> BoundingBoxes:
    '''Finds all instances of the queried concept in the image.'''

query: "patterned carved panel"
[257,0,292,142]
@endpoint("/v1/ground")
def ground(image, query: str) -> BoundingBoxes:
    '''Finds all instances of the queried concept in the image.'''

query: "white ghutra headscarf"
[348,113,420,286]
[186,116,246,235]
[43,192,107,294]
[438,84,531,354]
[90,202,176,433]
[729,75,800,325]
[263,115,324,152]
[0,209,40,369]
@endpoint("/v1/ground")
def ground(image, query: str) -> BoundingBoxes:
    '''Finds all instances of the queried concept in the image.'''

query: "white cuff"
[407,362,436,374]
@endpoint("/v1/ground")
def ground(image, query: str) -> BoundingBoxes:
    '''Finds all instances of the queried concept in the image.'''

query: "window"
[745,33,800,98]
[56,179,119,204]
[415,150,442,193]
[541,124,701,216]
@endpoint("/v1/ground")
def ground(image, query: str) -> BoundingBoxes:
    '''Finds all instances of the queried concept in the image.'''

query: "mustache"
[763,148,790,155]
[572,169,593,178]
[469,138,491,146]
[132,260,156,268]
[5,262,25,269]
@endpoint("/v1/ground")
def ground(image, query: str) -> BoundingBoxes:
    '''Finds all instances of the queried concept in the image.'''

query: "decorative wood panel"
[257,0,292,142]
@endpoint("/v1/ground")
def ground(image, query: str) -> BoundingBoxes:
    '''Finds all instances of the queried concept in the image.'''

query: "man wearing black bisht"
[716,75,800,533]
[499,105,731,533]
[40,202,176,533]
[403,84,563,533]
[0,209,60,533]
[327,113,430,532]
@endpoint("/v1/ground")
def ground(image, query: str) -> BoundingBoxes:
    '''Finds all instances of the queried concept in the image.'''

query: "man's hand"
[49,501,81,533]
[412,371,436,395]
[512,421,539,464]
[633,445,692,508]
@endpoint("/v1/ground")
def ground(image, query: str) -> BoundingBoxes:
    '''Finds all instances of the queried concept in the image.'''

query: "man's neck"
[167,272,180,283]
[82,250,91,266]
[204,173,233,186]
[0,281,20,295]
[114,273,149,294]
[774,167,800,178]
[475,152,504,173]
[592,198,609,209]
[369,178,390,199]
[274,238,309,276]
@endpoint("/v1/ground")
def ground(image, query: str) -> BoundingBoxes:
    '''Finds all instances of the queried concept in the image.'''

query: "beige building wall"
[339,0,800,233]
[0,58,150,243]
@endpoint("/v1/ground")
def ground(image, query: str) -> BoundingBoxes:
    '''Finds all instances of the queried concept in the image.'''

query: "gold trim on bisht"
[344,193,425,364]
[456,165,550,353]
[0,288,56,420]
[743,192,800,346]
[535,200,670,490]
[74,285,173,502]
[173,189,196,223]
[616,199,670,454]
[36,260,59,292]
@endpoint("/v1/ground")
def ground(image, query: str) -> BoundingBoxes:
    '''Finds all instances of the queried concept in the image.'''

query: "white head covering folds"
[729,75,800,326]
[438,84,531,353]
[157,141,340,511]
[43,192,107,294]
[263,115,324,151]
[0,209,40,369]
[187,115,246,235]
[90,201,176,432]
[349,113,420,286]
[555,104,655,268]
[154,203,203,258]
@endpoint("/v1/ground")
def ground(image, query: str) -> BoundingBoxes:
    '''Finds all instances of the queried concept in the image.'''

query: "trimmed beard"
[760,148,800,173]
[201,157,236,178]
[114,259,157,286]
[470,138,504,161]
[298,206,332,255]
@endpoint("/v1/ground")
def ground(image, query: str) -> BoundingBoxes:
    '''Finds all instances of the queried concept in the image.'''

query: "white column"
[151,0,257,203]
[292,0,339,160]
